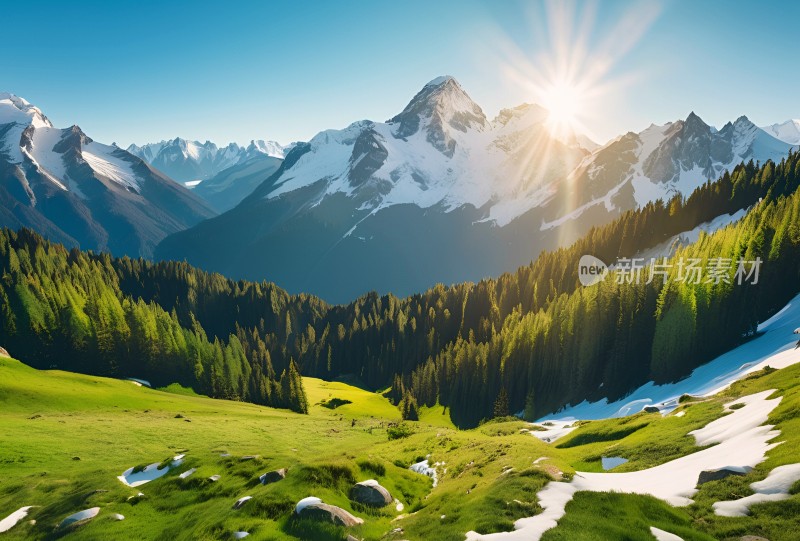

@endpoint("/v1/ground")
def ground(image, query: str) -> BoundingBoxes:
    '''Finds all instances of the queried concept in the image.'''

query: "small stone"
[259,468,287,485]
[296,500,363,527]
[697,466,752,485]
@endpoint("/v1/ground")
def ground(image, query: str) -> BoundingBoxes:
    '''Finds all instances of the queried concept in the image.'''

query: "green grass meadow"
[2,357,800,540]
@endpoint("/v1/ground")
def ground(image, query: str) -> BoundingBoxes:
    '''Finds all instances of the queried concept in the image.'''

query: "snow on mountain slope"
[0,93,216,257]
[0,92,51,129]
[156,76,796,304]
[635,208,747,262]
[536,292,800,423]
[81,141,139,190]
[26,126,69,190]
[558,113,793,228]
[262,77,590,227]
[254,78,788,232]
[761,119,800,146]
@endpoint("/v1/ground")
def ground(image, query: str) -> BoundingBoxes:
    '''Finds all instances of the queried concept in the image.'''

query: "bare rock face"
[697,466,752,485]
[259,468,287,485]
[0,347,10,358]
[295,500,363,527]
[349,479,393,507]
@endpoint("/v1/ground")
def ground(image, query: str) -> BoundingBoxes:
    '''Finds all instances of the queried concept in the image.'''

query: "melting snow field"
[527,420,578,443]
[536,293,800,424]
[0,506,34,533]
[410,459,441,487]
[713,463,800,517]
[466,390,784,541]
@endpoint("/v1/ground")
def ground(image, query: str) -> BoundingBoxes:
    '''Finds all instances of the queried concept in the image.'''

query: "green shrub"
[387,423,414,440]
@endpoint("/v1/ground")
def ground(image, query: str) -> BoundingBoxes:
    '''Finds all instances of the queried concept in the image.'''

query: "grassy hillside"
[2,354,799,540]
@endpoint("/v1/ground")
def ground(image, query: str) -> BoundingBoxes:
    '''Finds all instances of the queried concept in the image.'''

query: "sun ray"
[480,0,662,241]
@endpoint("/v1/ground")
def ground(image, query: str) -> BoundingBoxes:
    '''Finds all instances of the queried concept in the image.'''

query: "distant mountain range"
[127,138,287,184]
[760,119,800,146]
[0,93,215,258]
[155,76,794,302]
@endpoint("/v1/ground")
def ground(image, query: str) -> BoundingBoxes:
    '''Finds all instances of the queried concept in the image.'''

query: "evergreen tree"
[493,388,510,418]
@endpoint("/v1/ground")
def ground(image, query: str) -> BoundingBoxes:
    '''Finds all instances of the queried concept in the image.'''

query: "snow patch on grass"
[713,463,800,517]
[467,389,783,540]
[117,454,185,487]
[649,526,684,541]
[0,506,34,533]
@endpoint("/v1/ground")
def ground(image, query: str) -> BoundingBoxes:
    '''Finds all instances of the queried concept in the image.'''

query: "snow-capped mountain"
[127,138,286,184]
[0,92,215,257]
[261,76,591,226]
[761,119,800,146]
[549,112,793,228]
[156,77,792,303]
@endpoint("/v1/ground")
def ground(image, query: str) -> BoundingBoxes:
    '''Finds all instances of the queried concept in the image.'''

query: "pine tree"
[523,390,536,421]
[493,387,510,418]
[400,391,419,421]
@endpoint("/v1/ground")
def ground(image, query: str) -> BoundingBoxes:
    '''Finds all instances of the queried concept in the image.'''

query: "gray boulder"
[697,466,752,485]
[0,346,9,358]
[350,479,393,507]
[295,498,363,527]
[259,468,287,485]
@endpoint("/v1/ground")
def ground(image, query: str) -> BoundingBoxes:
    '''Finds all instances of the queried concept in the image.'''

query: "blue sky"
[6,0,799,147]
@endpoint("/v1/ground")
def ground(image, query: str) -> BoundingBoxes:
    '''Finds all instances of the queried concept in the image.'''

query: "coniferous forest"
[2,152,800,426]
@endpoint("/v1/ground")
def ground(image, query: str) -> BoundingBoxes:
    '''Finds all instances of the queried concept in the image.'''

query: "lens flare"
[479,0,662,241]
[542,80,585,139]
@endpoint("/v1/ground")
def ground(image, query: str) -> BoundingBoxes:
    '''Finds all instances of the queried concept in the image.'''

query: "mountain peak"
[685,111,705,123]
[0,92,53,129]
[681,111,710,134]
[388,76,486,157]
[424,75,457,88]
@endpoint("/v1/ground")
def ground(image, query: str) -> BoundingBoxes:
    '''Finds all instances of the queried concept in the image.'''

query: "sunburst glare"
[488,0,662,144]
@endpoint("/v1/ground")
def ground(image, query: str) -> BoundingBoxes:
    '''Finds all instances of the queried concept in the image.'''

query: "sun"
[541,81,584,139]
